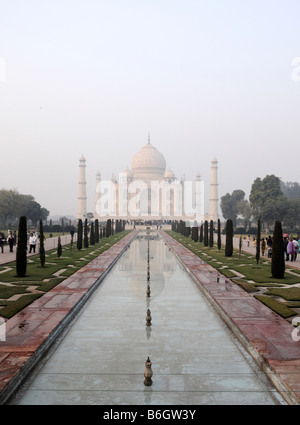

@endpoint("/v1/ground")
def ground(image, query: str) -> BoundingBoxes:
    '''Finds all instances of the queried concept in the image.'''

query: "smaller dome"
[123,167,133,178]
[164,169,175,180]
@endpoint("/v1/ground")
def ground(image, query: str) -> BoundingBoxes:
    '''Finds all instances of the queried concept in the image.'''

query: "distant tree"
[84,218,89,248]
[100,225,103,239]
[281,181,300,200]
[220,190,246,228]
[209,220,214,247]
[57,236,62,258]
[23,200,49,227]
[192,226,198,242]
[217,219,221,251]
[204,220,208,246]
[239,235,242,259]
[95,219,99,243]
[256,220,261,265]
[39,219,45,267]
[106,219,112,237]
[16,216,27,277]
[77,219,83,250]
[271,220,285,279]
[250,175,288,229]
[282,198,300,229]
[90,222,95,245]
[225,219,233,257]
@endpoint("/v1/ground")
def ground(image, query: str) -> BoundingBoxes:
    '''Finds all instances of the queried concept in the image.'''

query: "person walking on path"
[7,232,15,253]
[286,236,296,261]
[247,235,250,247]
[261,238,266,256]
[283,237,289,260]
[0,233,4,253]
[28,232,37,253]
[293,238,298,261]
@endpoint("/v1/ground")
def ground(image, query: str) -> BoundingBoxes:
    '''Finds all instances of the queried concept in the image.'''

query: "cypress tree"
[256,219,261,265]
[39,219,45,267]
[57,236,62,258]
[239,235,242,259]
[100,225,103,239]
[95,219,99,243]
[225,219,233,257]
[209,220,214,247]
[217,219,221,251]
[204,220,208,246]
[191,227,197,242]
[271,220,285,278]
[90,222,95,245]
[106,219,112,237]
[84,218,89,248]
[77,219,83,250]
[16,216,27,277]
[199,224,203,243]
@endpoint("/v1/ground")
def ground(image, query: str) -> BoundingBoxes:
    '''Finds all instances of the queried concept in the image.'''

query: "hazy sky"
[1,0,300,218]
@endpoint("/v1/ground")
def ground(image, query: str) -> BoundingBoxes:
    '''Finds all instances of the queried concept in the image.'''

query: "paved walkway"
[0,229,299,405]
[0,234,75,266]
[227,235,300,270]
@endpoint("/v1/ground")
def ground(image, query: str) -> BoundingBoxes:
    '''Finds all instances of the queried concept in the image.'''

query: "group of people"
[0,229,39,254]
[0,229,17,253]
[246,233,300,261]
[251,234,299,261]
[283,235,299,261]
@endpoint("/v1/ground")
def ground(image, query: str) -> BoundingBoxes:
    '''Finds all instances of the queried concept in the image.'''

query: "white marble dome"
[131,141,166,182]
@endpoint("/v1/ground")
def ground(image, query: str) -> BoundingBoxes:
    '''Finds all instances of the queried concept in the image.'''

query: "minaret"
[77,155,87,220]
[195,172,204,223]
[209,156,219,223]
[94,171,101,218]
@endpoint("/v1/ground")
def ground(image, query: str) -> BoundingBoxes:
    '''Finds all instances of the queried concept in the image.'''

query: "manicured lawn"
[0,231,130,319]
[167,231,300,320]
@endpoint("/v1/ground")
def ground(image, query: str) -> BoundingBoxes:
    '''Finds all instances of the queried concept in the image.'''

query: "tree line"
[0,189,49,226]
[16,216,126,277]
[220,175,300,231]
[172,218,285,279]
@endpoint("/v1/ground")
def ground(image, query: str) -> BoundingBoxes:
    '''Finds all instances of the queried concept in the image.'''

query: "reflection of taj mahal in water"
[77,137,219,223]
[119,232,176,300]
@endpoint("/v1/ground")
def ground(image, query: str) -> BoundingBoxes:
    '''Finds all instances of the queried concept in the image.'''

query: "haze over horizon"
[1,0,300,218]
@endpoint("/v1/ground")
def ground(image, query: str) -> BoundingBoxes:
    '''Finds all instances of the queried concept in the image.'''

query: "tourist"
[7,232,15,252]
[261,238,266,256]
[267,236,272,249]
[28,232,37,253]
[283,237,289,260]
[286,236,296,261]
[247,235,250,247]
[293,238,298,261]
[0,233,4,253]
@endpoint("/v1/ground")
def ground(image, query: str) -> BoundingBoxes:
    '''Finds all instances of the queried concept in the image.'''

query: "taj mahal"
[77,137,219,224]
